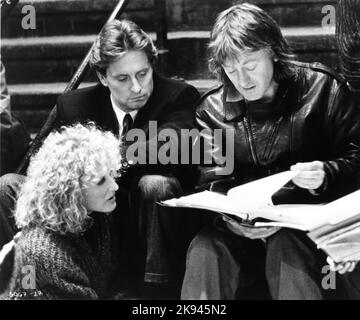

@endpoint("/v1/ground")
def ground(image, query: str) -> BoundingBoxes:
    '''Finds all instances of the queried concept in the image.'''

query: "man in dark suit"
[0,19,200,296]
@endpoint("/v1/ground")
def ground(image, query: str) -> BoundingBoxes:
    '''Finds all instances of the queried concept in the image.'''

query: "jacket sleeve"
[273,81,360,204]
[194,104,237,191]
[320,82,360,198]
[0,60,10,114]
[17,98,63,174]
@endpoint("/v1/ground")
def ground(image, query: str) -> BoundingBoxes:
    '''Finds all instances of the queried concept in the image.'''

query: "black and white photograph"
[1,0,360,309]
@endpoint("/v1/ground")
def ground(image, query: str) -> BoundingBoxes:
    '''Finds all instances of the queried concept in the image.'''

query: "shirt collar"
[222,83,245,122]
[110,94,138,128]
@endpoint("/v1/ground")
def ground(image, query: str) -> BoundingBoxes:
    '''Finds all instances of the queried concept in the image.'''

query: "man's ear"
[96,71,108,87]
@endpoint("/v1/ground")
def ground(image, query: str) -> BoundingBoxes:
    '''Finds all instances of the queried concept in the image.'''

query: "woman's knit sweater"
[6,213,115,300]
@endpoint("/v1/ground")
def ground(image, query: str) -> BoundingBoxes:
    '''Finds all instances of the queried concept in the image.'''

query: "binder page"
[162,190,249,219]
[227,171,299,209]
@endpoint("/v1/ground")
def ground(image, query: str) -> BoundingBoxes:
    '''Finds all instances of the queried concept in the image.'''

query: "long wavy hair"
[208,3,296,85]
[15,123,121,235]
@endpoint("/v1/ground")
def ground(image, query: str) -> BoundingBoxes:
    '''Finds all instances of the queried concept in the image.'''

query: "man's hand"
[198,166,233,186]
[222,216,280,239]
[291,161,325,190]
[327,257,359,274]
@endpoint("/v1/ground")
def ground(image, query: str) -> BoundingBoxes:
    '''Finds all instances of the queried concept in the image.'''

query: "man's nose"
[238,68,251,87]
[130,77,142,93]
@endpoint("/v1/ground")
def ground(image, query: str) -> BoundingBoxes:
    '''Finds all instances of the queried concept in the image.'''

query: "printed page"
[296,189,360,230]
[162,171,301,221]
[227,171,299,210]
[162,190,249,219]
[252,204,323,230]
[254,189,360,231]
[320,189,360,225]
[317,222,360,262]
[254,221,310,231]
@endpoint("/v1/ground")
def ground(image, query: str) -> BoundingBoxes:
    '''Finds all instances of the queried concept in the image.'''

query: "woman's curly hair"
[15,123,121,235]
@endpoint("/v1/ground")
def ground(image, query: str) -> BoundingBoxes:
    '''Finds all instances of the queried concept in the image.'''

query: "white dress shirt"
[110,94,138,136]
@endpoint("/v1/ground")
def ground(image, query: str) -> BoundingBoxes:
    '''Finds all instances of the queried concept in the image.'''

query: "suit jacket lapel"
[95,85,120,136]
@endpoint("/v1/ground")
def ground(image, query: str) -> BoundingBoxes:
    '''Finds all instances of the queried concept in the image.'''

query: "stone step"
[8,79,220,132]
[2,0,337,38]
[1,27,338,84]
[1,0,156,38]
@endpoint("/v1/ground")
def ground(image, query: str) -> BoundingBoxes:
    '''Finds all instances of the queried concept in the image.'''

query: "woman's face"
[222,49,278,102]
[83,172,119,213]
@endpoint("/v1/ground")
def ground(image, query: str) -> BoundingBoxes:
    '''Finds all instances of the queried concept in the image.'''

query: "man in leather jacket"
[181,3,360,300]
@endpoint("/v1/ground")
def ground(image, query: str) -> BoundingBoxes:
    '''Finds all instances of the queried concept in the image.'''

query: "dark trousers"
[0,173,197,288]
[121,174,194,284]
[266,229,360,300]
[181,226,360,300]
[181,226,269,299]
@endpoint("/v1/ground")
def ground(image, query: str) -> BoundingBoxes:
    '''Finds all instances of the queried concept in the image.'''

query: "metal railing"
[154,0,169,75]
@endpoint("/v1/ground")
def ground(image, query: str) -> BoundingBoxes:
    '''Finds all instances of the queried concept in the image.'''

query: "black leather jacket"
[196,62,360,204]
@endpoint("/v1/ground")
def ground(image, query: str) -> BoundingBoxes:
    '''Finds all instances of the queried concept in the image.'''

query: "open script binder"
[162,171,360,262]
[162,171,320,230]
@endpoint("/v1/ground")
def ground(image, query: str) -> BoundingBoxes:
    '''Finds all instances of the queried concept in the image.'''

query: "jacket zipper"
[263,116,283,160]
[243,116,260,167]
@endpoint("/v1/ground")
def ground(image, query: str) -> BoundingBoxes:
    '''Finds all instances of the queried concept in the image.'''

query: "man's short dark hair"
[90,19,158,75]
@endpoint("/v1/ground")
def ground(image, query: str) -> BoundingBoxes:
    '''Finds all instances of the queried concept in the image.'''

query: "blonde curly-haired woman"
[4,123,121,299]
